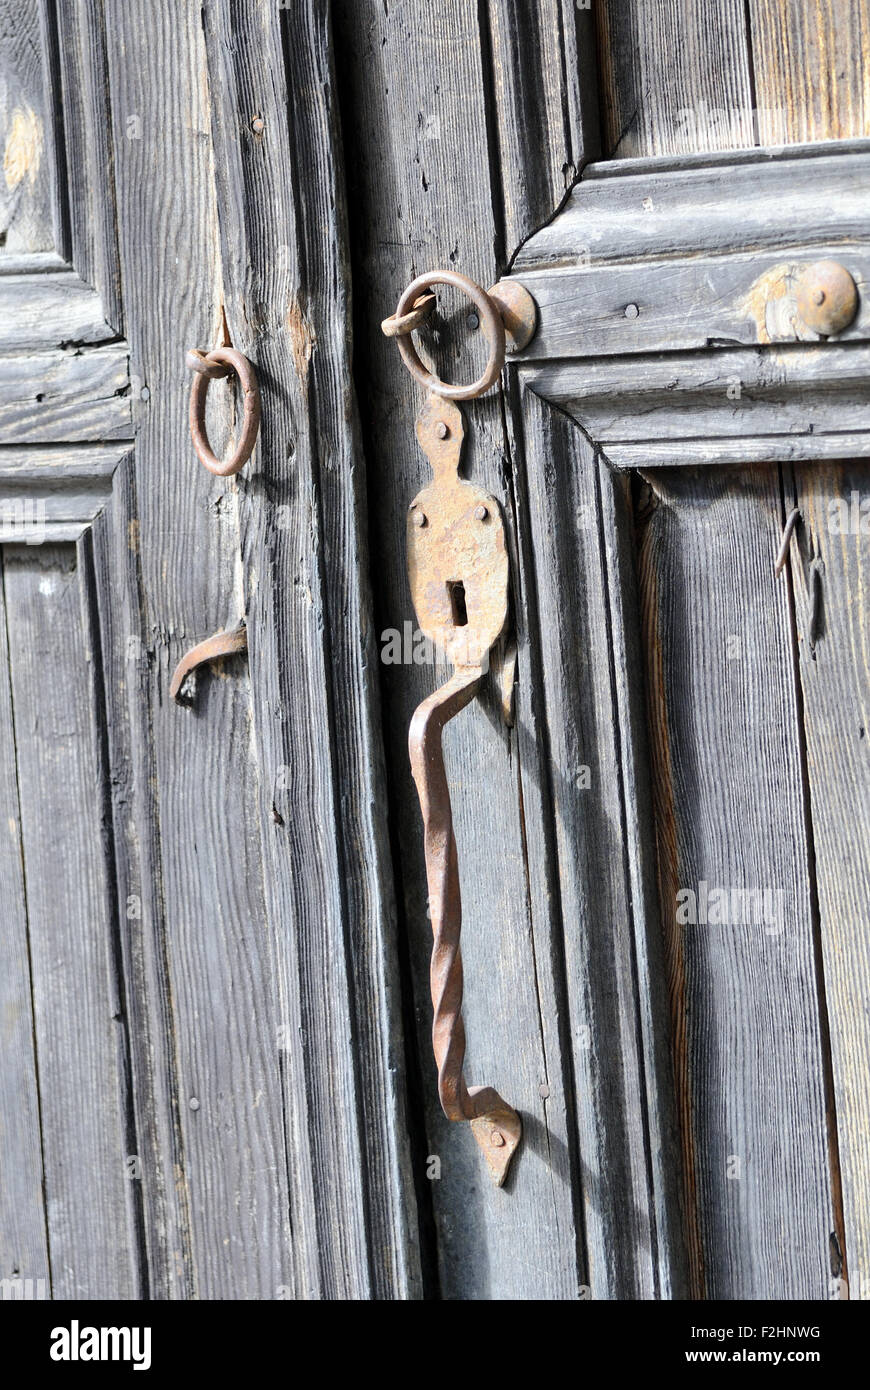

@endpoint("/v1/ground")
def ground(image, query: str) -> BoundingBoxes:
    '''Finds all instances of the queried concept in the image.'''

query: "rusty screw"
[474,504,489,521]
[490,1130,505,1148]
[436,421,449,439]
[251,116,265,134]
[813,289,826,305]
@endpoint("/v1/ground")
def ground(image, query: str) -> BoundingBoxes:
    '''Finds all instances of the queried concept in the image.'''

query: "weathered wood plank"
[515,244,870,361]
[0,443,128,482]
[104,0,293,1299]
[0,273,116,351]
[199,0,419,1299]
[506,381,688,1297]
[0,0,55,257]
[749,0,870,146]
[595,0,755,158]
[486,0,599,256]
[785,461,870,1296]
[86,465,195,1299]
[333,0,583,1299]
[635,466,837,1298]
[55,0,124,331]
[0,553,50,1298]
[513,147,870,271]
[3,542,143,1299]
[523,343,870,467]
[0,345,131,442]
[605,436,870,470]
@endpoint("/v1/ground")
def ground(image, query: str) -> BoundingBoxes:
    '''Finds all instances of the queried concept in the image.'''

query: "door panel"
[1,543,141,1299]
[635,468,837,1298]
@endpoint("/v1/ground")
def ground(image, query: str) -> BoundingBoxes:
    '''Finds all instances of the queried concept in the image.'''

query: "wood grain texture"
[596,0,755,158]
[486,0,599,257]
[0,0,55,256]
[515,146,870,268]
[634,467,837,1298]
[104,0,293,1300]
[749,0,870,146]
[3,542,142,1299]
[0,558,50,1296]
[55,0,123,331]
[0,344,131,442]
[785,461,870,1294]
[0,274,116,351]
[505,381,687,1297]
[86,466,195,1300]
[333,0,585,1298]
[199,0,419,1299]
[523,343,870,469]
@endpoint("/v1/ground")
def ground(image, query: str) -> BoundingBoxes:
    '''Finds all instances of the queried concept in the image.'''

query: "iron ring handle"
[186,346,261,476]
[392,270,506,400]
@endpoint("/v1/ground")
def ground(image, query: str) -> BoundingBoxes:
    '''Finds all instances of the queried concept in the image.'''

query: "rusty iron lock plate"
[407,394,508,669]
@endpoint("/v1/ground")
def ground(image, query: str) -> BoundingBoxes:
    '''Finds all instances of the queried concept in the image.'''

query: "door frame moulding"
[509,140,870,465]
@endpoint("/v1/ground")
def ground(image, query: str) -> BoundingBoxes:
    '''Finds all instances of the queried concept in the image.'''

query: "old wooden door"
[0,0,414,1302]
[1,0,867,1304]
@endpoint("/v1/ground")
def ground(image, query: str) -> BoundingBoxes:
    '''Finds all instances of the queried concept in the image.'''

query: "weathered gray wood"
[0,345,131,442]
[523,344,870,467]
[486,0,599,255]
[0,445,128,540]
[514,146,870,271]
[86,467,195,1299]
[103,0,294,1300]
[604,436,870,470]
[505,380,688,1297]
[3,542,143,1298]
[199,0,419,1299]
[786,459,870,1296]
[515,244,870,360]
[0,274,116,350]
[0,1,55,257]
[595,0,755,158]
[634,467,837,1297]
[0,443,128,482]
[55,0,123,331]
[333,0,585,1298]
[0,557,50,1297]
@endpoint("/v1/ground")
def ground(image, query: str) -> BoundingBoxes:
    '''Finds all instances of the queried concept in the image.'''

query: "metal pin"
[774,507,801,577]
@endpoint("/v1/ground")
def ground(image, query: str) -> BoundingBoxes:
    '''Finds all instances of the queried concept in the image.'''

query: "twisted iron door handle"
[405,391,521,1186]
[409,668,521,1184]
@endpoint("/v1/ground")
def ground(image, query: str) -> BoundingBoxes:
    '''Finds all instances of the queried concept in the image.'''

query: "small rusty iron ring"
[392,270,506,400]
[187,347,261,476]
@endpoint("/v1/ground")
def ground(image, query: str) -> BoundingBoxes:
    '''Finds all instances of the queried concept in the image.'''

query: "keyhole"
[447,580,468,627]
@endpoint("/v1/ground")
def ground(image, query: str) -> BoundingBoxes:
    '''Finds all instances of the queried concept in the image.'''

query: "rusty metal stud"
[486,279,538,353]
[407,392,520,1187]
[795,260,859,336]
[187,346,261,476]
